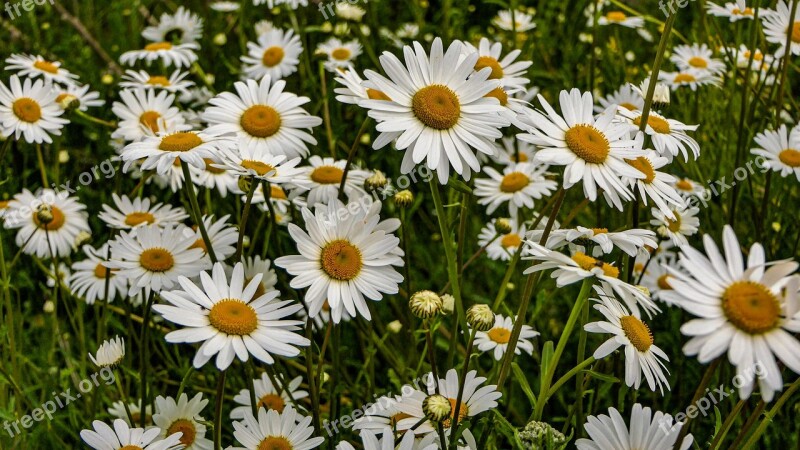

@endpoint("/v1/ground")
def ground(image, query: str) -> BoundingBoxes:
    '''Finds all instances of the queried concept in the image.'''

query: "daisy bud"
[213,33,227,46]
[409,290,443,319]
[101,74,114,85]
[43,300,55,313]
[467,304,495,331]
[321,22,333,33]
[238,176,253,193]
[441,294,455,315]
[360,133,371,145]
[36,204,55,225]
[364,170,388,192]
[58,94,80,111]
[494,218,513,235]
[394,190,414,208]
[58,150,69,163]
[73,230,92,249]
[519,421,567,449]
[387,320,403,333]
[422,394,452,423]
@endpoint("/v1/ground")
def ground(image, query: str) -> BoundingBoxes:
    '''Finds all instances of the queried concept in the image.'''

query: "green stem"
[235,178,257,262]
[213,370,227,450]
[337,118,370,202]
[742,378,800,450]
[139,290,155,429]
[547,357,596,398]
[35,143,49,187]
[181,162,218,263]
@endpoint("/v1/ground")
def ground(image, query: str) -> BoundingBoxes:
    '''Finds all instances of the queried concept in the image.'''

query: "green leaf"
[512,362,537,408]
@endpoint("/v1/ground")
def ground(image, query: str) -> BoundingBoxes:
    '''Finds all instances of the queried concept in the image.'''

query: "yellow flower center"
[501,233,522,249]
[12,98,42,123]
[120,446,144,450]
[320,239,362,281]
[688,56,708,68]
[722,281,781,334]
[240,105,282,138]
[619,315,653,352]
[591,228,608,234]
[33,206,65,230]
[262,46,285,67]
[634,115,671,134]
[626,156,656,183]
[310,166,344,184]
[484,87,508,106]
[242,160,276,176]
[487,327,511,344]
[674,73,697,83]
[442,398,469,428]
[145,42,173,51]
[657,274,673,290]
[125,212,156,227]
[666,214,682,233]
[94,263,115,279]
[209,299,259,335]
[791,22,800,43]
[514,152,529,162]
[270,184,287,200]
[366,88,391,101]
[390,412,413,427]
[331,48,351,60]
[499,172,530,193]
[732,7,754,15]
[257,394,286,412]
[258,436,293,450]
[204,158,227,174]
[139,248,175,273]
[189,238,208,254]
[33,60,59,74]
[564,124,610,164]
[139,111,161,133]
[147,76,171,86]
[778,149,800,167]
[605,11,627,22]
[675,179,694,191]
[412,85,461,130]
[159,132,203,152]
[474,56,504,79]
[167,419,197,446]
[619,102,638,111]
[571,252,619,278]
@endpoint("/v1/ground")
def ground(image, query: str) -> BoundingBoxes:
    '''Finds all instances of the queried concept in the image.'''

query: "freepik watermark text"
[4,0,54,20]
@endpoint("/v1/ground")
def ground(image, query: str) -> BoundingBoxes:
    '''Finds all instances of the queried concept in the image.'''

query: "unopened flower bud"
[36,204,54,225]
[494,218,513,235]
[387,320,403,333]
[58,94,80,111]
[422,394,451,422]
[440,294,454,315]
[238,176,253,193]
[394,190,414,208]
[364,170,388,192]
[409,290,442,319]
[467,304,495,331]
[213,33,227,46]
[101,74,114,85]
[74,230,92,249]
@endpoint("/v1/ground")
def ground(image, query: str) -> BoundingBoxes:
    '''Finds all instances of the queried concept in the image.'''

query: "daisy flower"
[489,85,538,129]
[229,406,323,450]
[617,109,700,161]
[474,162,557,216]
[152,393,211,450]
[0,75,68,144]
[585,286,670,393]
[250,183,296,225]
[671,177,707,199]
[751,124,800,181]
[4,54,79,85]
[493,9,537,32]
[89,336,125,368]
[490,136,537,165]
[594,10,645,28]
[120,70,195,94]
[109,401,153,428]
[659,69,722,91]
[3,189,89,259]
[52,82,104,111]
[80,419,184,450]
[214,145,307,185]
[671,43,726,75]
[69,243,126,304]
[475,314,539,361]
[241,28,303,81]
[107,224,209,295]
[730,45,774,70]
[534,226,659,258]
[231,373,308,419]
[181,214,239,263]
[362,38,509,184]
[518,89,646,210]
[638,251,683,304]
[762,0,800,57]
[210,1,240,12]
[120,42,199,69]
[336,3,366,21]
[317,38,363,69]
[242,256,279,297]
[190,158,242,197]
[203,75,322,159]
[99,194,188,230]
[707,0,755,21]
[333,67,386,105]
[337,428,421,450]
[111,88,186,142]
[352,395,410,432]
[623,149,686,218]
[661,225,800,402]
[275,199,404,322]
[650,205,700,247]
[297,156,370,206]
[142,6,204,44]
[576,403,693,450]
[477,218,527,261]
[153,262,309,370]
[461,37,533,90]
[594,83,644,113]
[120,127,233,175]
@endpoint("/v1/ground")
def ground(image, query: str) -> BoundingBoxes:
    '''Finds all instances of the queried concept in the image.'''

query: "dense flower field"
[1,0,799,448]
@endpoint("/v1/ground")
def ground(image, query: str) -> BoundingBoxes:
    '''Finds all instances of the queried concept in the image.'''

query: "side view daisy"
[120,42,199,69]
[297,156,370,207]
[99,193,188,229]
[120,127,233,175]
[230,373,308,419]
[576,403,693,450]
[650,205,700,247]
[317,37,363,70]
[80,419,184,450]
[493,9,537,32]
[762,0,800,57]
[0,74,68,144]
[751,123,800,181]
[617,108,700,161]
[475,314,539,360]
[461,37,533,90]
[229,406,323,450]
[594,10,645,28]
[659,69,722,91]
[240,28,303,80]
[623,149,686,218]
[474,162,557,217]
[69,243,126,304]
[5,53,79,85]
[142,6,204,44]
[152,393,211,450]
[707,0,755,21]
[670,43,726,75]
[52,82,104,111]
[120,69,195,94]
[88,336,125,368]
[594,83,644,113]
[533,226,658,258]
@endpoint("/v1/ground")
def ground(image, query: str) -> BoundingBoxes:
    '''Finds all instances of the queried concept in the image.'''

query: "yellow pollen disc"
[55,93,70,103]
[501,233,522,249]
[120,446,144,450]
[733,7,754,15]
[657,274,673,290]
[606,11,627,22]
[474,56,504,79]
[601,263,620,278]
[320,239,363,281]
[262,46,285,67]
[722,281,781,334]
[412,85,461,130]
[778,149,800,167]
[32,206,65,230]
[124,212,155,227]
[12,98,42,123]
[572,252,598,271]
[666,214,682,233]
[791,22,800,44]
[487,327,511,344]
[257,394,286,412]
[634,263,645,273]
[33,60,59,74]
[626,156,656,183]
[331,48,351,60]
[634,115,671,134]
[310,166,344,184]
[515,152,529,162]
[499,172,530,193]
[591,228,609,235]
[145,42,173,51]
[442,398,469,428]
[159,132,203,152]
[390,412,412,427]
[94,263,114,279]
[271,184,288,200]
[204,158,227,174]
[139,248,175,273]
[241,160,277,176]
[619,315,653,352]
[258,436,293,450]
[366,88,391,101]
[688,56,708,68]
[147,76,171,86]
[240,105,282,138]
[484,87,509,106]
[565,124,610,164]
[209,299,259,335]
[139,110,161,133]
[674,73,697,83]
[619,102,638,111]
[167,419,197,446]
[675,179,694,191]
[189,238,208,254]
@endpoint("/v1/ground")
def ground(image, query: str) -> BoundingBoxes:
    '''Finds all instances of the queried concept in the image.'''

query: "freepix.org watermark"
[3,366,116,438]
[658,0,698,17]
[4,0,54,20]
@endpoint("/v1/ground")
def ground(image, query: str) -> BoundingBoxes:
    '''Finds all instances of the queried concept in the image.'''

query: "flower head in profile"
[80,419,184,450]
[89,336,125,368]
[577,404,693,450]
